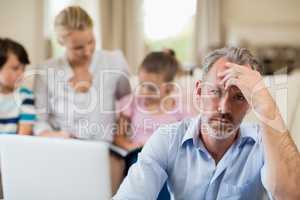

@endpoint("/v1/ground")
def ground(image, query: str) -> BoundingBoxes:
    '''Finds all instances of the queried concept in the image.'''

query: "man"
[113,47,300,200]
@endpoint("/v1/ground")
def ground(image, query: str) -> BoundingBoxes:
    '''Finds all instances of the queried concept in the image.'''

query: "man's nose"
[218,92,231,113]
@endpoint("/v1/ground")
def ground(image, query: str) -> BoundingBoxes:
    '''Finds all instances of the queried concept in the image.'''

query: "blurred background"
[1,0,300,75]
[0,1,300,197]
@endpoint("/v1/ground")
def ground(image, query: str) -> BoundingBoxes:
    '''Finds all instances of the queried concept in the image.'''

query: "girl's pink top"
[116,94,194,145]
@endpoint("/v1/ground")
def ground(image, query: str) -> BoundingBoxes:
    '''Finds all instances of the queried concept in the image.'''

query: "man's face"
[196,58,250,139]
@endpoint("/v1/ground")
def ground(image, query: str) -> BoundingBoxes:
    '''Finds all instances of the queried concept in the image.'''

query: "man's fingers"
[219,68,243,86]
[220,73,236,86]
[218,65,245,78]
[224,77,239,90]
[225,62,245,69]
[217,69,230,78]
[217,67,236,78]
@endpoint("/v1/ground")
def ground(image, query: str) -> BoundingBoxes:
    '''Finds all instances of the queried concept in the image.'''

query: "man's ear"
[245,104,251,114]
[195,80,202,97]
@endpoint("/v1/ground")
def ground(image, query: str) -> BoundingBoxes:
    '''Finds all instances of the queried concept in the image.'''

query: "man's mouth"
[211,118,232,124]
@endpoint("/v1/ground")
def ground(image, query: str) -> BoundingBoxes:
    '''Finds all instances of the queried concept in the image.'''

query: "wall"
[221,0,300,46]
[0,0,46,66]
[0,0,46,88]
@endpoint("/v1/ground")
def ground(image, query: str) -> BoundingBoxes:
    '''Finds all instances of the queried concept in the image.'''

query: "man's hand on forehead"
[216,62,266,106]
[217,62,286,132]
[218,62,255,89]
[217,62,261,91]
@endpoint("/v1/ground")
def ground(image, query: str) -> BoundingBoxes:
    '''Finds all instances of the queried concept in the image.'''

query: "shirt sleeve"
[112,50,131,100]
[33,69,54,135]
[260,164,275,200]
[19,87,36,124]
[113,126,170,200]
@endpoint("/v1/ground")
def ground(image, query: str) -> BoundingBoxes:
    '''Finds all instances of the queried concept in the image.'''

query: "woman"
[34,6,131,141]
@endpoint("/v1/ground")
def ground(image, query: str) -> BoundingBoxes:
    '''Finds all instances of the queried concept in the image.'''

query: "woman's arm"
[33,69,54,135]
[113,51,131,100]
[115,74,131,100]
[38,130,72,139]
[18,87,36,136]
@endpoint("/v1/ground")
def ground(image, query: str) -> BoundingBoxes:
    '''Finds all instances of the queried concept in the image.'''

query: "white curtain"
[100,0,145,73]
[194,0,221,65]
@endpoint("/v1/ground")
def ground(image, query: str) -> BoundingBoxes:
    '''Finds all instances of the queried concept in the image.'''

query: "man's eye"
[210,90,220,95]
[234,94,246,101]
[73,46,84,50]
[142,84,157,92]
[147,86,157,92]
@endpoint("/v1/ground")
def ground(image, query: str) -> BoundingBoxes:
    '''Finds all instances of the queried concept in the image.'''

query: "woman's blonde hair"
[54,6,93,43]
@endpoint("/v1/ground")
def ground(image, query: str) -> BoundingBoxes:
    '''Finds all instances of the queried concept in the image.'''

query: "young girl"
[114,51,191,151]
[0,38,36,135]
[114,51,193,200]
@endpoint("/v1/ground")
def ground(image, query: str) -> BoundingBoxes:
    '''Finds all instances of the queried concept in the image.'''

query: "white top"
[34,50,131,141]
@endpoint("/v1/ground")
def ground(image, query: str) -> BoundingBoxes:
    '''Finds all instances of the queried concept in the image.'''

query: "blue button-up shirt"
[113,116,273,200]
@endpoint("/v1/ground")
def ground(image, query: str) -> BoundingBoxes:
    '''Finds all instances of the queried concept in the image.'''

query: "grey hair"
[201,47,262,80]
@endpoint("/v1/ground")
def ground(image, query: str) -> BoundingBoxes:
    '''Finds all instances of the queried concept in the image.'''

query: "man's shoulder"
[142,118,195,158]
[152,117,195,143]
[240,122,260,130]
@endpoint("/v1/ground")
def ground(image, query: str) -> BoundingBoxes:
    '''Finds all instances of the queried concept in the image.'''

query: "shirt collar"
[236,123,259,148]
[181,115,202,148]
[61,53,74,81]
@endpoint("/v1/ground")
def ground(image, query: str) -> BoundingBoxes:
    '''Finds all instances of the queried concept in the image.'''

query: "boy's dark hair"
[0,38,30,69]
[140,51,180,82]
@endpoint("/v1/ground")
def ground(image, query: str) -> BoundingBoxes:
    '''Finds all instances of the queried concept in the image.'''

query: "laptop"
[0,135,111,200]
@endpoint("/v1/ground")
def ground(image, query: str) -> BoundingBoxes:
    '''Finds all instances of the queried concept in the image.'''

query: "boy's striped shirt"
[0,86,36,134]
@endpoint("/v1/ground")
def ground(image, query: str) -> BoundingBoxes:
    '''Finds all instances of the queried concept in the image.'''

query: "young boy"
[0,38,36,135]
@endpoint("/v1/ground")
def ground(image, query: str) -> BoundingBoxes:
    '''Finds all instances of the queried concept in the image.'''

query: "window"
[143,0,197,67]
